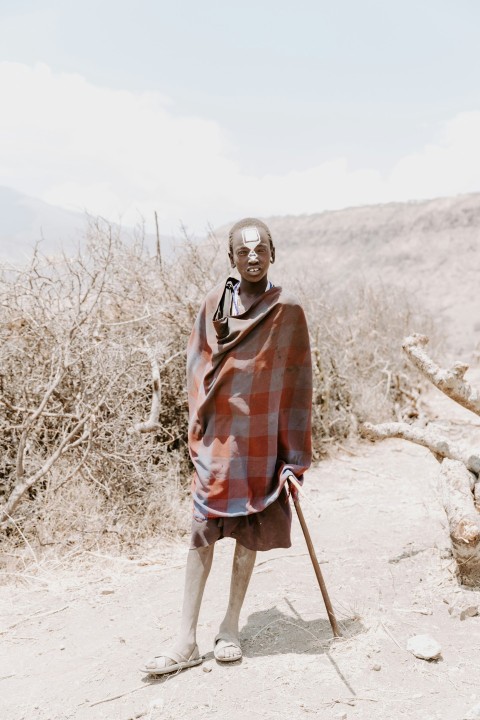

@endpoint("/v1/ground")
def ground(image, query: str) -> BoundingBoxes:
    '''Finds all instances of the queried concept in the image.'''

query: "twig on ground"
[336,444,361,456]
[322,696,378,707]
[89,684,148,707]
[349,466,395,480]
[123,711,147,720]
[0,605,69,635]
[380,621,408,654]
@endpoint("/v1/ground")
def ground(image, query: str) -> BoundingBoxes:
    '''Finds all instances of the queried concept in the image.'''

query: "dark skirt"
[190,487,292,552]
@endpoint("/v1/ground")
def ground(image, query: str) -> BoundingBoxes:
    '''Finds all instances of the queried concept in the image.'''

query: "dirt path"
[2,383,480,720]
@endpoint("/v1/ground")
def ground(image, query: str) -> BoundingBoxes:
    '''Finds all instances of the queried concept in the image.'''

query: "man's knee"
[234,542,257,564]
[188,543,215,565]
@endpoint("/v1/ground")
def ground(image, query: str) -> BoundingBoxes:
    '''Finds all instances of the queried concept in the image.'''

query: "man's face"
[230,226,274,283]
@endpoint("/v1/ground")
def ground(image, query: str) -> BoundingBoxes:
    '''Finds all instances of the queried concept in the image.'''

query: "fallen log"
[364,336,480,587]
[439,459,480,587]
[361,421,480,477]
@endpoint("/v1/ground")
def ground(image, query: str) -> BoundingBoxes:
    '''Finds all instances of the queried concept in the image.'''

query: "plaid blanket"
[187,278,312,518]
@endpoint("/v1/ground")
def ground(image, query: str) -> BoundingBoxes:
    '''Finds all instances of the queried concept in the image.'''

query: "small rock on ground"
[406,634,442,660]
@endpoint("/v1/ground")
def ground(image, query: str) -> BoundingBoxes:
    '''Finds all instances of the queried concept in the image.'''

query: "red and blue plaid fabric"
[187,278,312,519]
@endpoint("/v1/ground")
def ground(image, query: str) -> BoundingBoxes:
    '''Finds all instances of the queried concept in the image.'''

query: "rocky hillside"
[240,193,480,355]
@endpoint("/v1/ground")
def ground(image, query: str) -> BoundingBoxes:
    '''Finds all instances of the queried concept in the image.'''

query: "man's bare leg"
[144,544,214,672]
[215,541,256,661]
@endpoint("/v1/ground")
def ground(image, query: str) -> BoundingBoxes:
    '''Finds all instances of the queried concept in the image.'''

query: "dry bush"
[0,221,434,559]
[0,221,227,559]
[298,279,435,458]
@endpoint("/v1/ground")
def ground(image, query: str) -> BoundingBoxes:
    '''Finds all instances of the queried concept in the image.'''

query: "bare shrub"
[0,221,226,556]
[0,221,434,558]
[299,279,435,457]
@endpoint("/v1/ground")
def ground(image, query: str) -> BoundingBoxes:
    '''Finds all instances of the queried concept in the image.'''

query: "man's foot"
[214,632,242,662]
[141,643,203,675]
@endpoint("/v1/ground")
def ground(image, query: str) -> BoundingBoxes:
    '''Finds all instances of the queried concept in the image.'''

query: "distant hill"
[219,193,480,354]
[0,186,176,264]
[0,186,90,263]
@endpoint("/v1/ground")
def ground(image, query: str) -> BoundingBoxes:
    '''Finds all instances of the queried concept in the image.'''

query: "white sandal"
[141,645,203,675]
[214,633,242,663]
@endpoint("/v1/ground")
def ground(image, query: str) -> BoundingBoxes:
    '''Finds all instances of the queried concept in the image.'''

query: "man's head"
[228,219,275,282]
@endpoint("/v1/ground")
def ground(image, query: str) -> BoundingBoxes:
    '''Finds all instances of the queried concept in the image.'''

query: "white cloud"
[387,112,480,199]
[0,62,236,232]
[1,62,480,233]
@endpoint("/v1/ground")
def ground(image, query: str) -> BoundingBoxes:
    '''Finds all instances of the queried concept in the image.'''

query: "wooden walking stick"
[288,474,341,638]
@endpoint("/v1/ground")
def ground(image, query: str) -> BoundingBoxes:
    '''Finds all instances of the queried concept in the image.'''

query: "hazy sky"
[1,0,479,234]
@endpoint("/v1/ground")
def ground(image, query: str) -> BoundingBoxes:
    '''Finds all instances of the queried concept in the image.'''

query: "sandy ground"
[2,381,480,720]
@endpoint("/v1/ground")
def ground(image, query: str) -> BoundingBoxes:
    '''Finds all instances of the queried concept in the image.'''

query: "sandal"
[214,633,242,663]
[141,645,203,675]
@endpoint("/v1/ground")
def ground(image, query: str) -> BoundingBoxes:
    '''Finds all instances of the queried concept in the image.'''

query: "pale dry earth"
[2,376,480,720]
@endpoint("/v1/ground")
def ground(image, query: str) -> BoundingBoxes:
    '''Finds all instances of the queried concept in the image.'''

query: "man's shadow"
[236,599,364,696]
[240,598,365,658]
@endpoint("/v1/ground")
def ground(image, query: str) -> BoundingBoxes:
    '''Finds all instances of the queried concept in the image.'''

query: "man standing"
[143,218,312,674]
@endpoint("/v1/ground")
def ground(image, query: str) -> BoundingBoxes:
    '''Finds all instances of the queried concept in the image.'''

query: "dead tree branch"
[128,348,183,434]
[1,366,129,524]
[361,421,480,477]
[1,414,92,525]
[129,341,162,434]
[402,334,480,416]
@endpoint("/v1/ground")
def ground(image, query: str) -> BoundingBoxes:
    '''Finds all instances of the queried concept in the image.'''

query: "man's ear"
[270,247,276,264]
[228,251,235,268]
